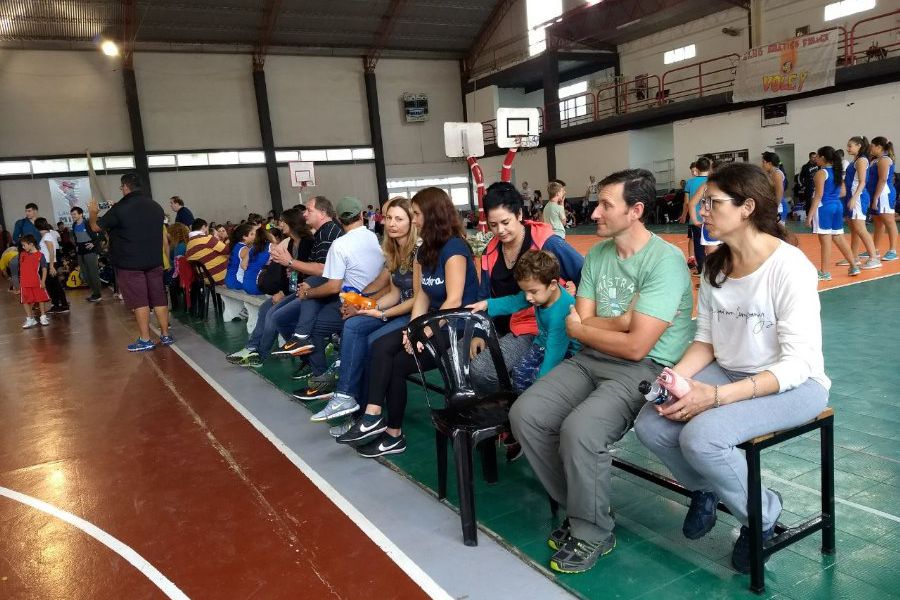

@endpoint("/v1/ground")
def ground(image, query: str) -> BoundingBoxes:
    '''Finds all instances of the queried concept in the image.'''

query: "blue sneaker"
[683,490,719,539]
[159,334,175,346]
[127,338,155,352]
[731,490,782,573]
[882,250,897,261]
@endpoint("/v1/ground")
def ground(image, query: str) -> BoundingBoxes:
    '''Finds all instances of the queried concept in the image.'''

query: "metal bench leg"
[746,445,765,594]
[821,417,836,554]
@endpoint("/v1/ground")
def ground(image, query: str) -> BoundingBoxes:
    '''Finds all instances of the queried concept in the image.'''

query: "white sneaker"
[39,314,50,326]
[861,259,883,270]
[22,317,38,329]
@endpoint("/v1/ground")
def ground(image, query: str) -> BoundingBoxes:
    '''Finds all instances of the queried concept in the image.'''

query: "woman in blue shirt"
[338,187,479,457]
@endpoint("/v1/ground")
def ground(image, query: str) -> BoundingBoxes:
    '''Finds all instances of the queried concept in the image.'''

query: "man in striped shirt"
[185,218,229,284]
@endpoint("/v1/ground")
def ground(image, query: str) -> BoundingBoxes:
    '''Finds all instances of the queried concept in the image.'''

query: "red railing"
[476,8,898,142]
[848,8,900,64]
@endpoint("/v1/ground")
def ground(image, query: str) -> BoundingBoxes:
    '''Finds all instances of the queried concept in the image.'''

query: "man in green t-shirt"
[510,168,695,574]
[543,180,567,239]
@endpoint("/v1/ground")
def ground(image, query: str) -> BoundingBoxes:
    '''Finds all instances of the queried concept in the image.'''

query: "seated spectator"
[185,218,229,284]
[241,226,274,296]
[213,223,229,244]
[633,163,829,574]
[165,223,190,286]
[510,169,694,574]
[283,196,383,399]
[470,182,583,396]
[226,208,314,366]
[468,249,580,394]
[336,187,479,458]
[302,196,418,428]
[225,223,256,290]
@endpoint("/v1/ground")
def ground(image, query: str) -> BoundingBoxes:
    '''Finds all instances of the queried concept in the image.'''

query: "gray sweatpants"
[78,252,102,297]
[470,332,534,396]
[634,361,828,529]
[509,348,661,543]
[9,255,19,289]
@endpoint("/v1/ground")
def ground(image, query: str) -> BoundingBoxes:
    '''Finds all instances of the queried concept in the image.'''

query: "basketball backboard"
[444,122,485,158]
[496,108,540,148]
[288,161,316,188]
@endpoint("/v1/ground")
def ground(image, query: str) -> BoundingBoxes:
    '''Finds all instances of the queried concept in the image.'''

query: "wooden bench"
[612,407,835,594]
[215,287,269,334]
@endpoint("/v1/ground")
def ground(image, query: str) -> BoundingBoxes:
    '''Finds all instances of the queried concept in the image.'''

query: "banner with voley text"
[732,31,838,103]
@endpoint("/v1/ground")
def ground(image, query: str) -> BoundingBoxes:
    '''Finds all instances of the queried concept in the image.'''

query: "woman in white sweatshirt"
[634,162,829,574]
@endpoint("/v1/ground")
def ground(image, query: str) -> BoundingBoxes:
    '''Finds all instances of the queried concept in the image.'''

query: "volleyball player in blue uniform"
[839,136,880,268]
[806,146,859,280]
[867,136,897,261]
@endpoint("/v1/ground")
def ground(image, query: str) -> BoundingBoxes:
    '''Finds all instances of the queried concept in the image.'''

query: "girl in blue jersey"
[867,137,897,261]
[761,152,789,222]
[839,137,881,269]
[806,146,858,280]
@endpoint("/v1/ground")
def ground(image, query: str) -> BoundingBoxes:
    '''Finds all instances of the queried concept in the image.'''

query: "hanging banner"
[48,177,92,226]
[732,31,838,103]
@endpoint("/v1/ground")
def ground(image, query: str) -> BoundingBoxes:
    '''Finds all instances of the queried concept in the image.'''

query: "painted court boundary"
[158,335,454,600]
[0,486,190,600]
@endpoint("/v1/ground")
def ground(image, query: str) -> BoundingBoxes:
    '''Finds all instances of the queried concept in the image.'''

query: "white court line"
[764,474,900,525]
[160,338,454,600]
[819,270,899,292]
[0,486,190,600]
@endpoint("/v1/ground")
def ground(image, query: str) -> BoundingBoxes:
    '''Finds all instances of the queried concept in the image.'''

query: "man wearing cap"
[279,196,384,400]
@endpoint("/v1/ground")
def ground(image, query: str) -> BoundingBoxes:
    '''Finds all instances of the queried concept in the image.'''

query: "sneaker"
[548,518,571,551]
[292,373,336,401]
[883,250,898,261]
[291,360,313,380]
[310,393,359,422]
[22,317,38,329]
[86,295,102,303]
[158,334,175,346]
[356,432,407,458]
[329,418,355,438]
[817,271,832,281]
[48,305,70,314]
[861,258,882,270]
[39,314,50,326]
[835,259,850,266]
[127,338,155,352]
[683,490,719,539]
[848,265,861,277]
[226,348,252,364]
[549,534,616,574]
[336,414,387,445]
[239,351,262,368]
[858,252,875,259]
[271,334,314,357]
[731,491,782,574]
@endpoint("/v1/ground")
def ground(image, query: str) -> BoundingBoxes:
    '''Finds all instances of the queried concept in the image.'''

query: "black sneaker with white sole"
[336,415,387,446]
[355,432,406,458]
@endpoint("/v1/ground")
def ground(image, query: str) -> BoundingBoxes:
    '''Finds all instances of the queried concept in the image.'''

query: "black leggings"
[367,328,438,430]
[689,224,705,273]
[46,270,69,308]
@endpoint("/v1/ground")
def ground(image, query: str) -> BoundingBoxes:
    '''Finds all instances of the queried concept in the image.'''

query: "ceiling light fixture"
[616,18,642,30]
[100,40,119,57]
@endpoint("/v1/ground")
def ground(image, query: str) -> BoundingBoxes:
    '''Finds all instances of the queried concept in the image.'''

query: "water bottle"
[638,380,670,405]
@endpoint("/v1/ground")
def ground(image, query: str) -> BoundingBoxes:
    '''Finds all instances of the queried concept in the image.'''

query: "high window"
[526,0,563,56]
[824,0,876,21]
[664,44,696,65]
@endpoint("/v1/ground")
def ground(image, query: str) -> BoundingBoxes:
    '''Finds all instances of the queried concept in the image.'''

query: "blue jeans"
[633,361,828,529]
[306,300,345,375]
[292,276,329,337]
[247,295,298,359]
[336,314,410,405]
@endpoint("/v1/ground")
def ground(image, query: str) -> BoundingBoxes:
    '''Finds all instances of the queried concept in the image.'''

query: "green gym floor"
[173,269,900,600]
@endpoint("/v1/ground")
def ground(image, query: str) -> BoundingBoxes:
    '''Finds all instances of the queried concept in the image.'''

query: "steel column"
[122,67,151,196]
[252,68,283,213]
[364,70,389,204]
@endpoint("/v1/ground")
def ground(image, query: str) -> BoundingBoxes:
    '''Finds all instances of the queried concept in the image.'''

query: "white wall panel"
[266,56,369,147]
[149,168,271,224]
[556,133,632,190]
[278,163,378,208]
[134,53,259,151]
[376,59,465,177]
[0,50,130,156]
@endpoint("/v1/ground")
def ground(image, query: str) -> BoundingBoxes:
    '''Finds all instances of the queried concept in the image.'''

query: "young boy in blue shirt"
[468,250,580,392]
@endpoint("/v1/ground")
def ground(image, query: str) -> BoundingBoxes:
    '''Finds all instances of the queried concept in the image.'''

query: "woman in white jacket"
[634,162,829,574]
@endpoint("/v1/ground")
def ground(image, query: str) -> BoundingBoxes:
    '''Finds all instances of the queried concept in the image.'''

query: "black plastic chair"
[407,309,518,546]
[188,260,223,320]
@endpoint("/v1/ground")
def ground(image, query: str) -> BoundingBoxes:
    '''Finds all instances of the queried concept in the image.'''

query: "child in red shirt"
[19,234,50,328]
